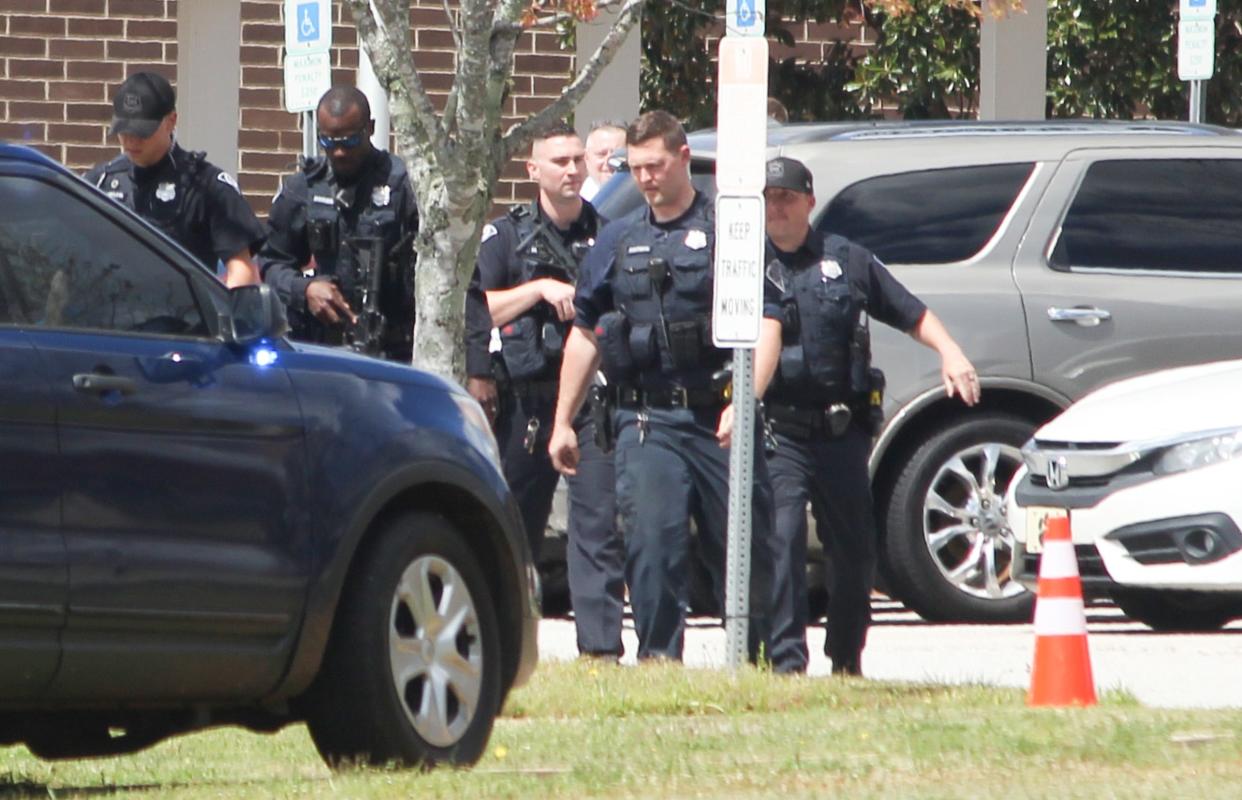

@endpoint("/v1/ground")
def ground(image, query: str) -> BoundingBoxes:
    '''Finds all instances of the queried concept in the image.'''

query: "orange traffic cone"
[1027,514,1096,707]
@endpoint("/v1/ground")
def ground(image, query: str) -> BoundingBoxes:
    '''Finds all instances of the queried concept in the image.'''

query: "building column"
[979,0,1048,121]
[574,8,641,138]
[176,0,243,173]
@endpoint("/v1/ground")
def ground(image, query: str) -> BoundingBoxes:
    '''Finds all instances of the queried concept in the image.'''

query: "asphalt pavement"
[536,599,1242,708]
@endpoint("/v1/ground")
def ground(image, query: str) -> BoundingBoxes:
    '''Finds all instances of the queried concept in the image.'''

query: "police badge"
[371,185,391,207]
[685,229,707,250]
[155,182,176,202]
[820,258,842,280]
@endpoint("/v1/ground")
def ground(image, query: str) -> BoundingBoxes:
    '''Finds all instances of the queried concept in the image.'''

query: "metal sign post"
[1178,0,1216,123]
[716,3,767,670]
[285,0,334,157]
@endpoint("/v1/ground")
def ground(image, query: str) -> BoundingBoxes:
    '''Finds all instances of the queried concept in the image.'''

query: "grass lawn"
[2,660,1241,798]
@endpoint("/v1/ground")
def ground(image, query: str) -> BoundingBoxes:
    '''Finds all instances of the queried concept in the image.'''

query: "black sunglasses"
[318,129,367,151]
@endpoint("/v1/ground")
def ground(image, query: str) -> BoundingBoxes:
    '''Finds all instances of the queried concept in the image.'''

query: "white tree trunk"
[346,0,644,381]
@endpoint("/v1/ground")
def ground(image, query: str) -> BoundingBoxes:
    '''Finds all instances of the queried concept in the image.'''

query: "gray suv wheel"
[884,413,1036,622]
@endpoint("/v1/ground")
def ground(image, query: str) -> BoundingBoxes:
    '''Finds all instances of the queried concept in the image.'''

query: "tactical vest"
[94,149,208,263]
[771,234,874,404]
[302,154,412,299]
[497,202,595,382]
[606,199,722,387]
[293,154,416,358]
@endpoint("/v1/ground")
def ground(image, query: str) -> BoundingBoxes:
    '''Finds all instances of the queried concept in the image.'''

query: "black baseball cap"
[109,72,176,138]
[765,156,814,194]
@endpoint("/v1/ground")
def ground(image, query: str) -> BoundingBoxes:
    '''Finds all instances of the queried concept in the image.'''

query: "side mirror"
[220,283,288,346]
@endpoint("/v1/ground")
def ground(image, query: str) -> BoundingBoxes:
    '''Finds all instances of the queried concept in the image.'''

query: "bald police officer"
[260,87,418,361]
[85,71,264,287]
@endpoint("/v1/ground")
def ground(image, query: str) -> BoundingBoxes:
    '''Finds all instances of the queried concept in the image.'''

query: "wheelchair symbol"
[736,0,756,28]
[297,2,319,42]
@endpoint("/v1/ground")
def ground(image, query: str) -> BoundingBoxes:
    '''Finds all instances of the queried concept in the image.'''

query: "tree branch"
[503,0,646,159]
[449,0,496,147]
[345,0,449,163]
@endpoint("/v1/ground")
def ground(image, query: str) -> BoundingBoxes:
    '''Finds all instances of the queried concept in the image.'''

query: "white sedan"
[1007,359,1242,631]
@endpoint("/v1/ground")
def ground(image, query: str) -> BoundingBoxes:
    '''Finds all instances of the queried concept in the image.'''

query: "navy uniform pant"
[614,406,774,662]
[766,425,875,675]
[495,391,624,657]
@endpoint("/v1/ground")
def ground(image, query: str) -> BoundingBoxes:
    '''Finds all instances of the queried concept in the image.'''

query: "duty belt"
[615,384,723,410]
[766,400,854,440]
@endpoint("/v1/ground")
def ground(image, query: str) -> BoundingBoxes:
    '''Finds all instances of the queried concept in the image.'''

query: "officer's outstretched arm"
[548,325,601,475]
[911,310,980,406]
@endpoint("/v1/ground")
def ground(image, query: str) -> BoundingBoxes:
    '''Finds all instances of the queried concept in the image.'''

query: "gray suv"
[593,119,1242,622]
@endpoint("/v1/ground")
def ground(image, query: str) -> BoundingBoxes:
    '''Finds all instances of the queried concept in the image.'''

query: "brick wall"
[0,0,177,170]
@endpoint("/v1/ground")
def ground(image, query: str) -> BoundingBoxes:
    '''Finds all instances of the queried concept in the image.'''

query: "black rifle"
[340,236,387,356]
[340,231,415,357]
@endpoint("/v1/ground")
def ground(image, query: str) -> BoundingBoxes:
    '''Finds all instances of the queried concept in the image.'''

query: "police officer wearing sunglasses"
[259,86,419,361]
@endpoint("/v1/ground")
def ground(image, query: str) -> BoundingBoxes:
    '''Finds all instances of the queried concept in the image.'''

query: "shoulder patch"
[481,224,498,243]
[216,171,241,194]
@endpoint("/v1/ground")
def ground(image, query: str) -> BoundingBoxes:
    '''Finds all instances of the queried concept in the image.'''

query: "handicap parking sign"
[297,2,319,43]
[285,0,332,53]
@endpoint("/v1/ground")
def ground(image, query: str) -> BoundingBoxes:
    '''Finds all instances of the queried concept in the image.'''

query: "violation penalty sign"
[712,195,766,348]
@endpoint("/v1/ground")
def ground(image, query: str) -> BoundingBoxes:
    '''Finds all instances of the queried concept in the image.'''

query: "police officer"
[549,111,783,663]
[466,120,624,659]
[85,71,264,288]
[761,156,980,676]
[260,86,418,361]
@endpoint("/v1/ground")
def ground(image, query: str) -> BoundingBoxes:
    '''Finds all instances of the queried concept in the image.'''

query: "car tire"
[1111,588,1239,632]
[884,412,1035,623]
[305,511,502,769]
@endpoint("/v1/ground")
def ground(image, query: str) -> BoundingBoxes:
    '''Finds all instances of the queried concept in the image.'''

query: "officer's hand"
[540,279,577,322]
[306,280,356,327]
[467,377,499,425]
[943,352,981,406]
[549,423,580,475]
[716,403,735,449]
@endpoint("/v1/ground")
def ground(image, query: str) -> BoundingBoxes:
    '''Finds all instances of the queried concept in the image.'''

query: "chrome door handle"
[72,373,137,396]
[1047,306,1112,327]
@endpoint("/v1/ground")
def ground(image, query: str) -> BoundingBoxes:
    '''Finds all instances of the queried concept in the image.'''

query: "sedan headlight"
[1154,429,1242,475]
[452,392,501,465]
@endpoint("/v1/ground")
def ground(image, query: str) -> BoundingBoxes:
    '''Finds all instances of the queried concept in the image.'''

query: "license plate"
[1024,506,1068,555]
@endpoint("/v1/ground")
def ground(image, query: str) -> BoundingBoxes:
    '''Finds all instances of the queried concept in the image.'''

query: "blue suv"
[0,145,537,767]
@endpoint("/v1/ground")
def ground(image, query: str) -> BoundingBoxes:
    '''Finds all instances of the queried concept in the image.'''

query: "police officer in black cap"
[465,120,624,660]
[550,110,783,663]
[85,71,265,287]
[259,86,418,361]
[762,156,980,676]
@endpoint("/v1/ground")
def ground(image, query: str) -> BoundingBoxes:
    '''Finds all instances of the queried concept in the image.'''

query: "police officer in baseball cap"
[85,71,265,287]
[762,155,980,676]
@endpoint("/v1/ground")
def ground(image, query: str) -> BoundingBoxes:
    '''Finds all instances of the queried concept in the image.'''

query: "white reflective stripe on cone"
[1033,596,1088,635]
[1039,540,1080,579]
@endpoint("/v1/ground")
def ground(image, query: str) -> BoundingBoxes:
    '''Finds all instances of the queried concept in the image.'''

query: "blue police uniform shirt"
[85,143,265,272]
[768,229,926,333]
[575,192,782,330]
[464,201,601,378]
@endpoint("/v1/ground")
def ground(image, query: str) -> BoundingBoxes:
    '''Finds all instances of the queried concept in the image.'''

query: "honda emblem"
[1046,456,1069,491]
